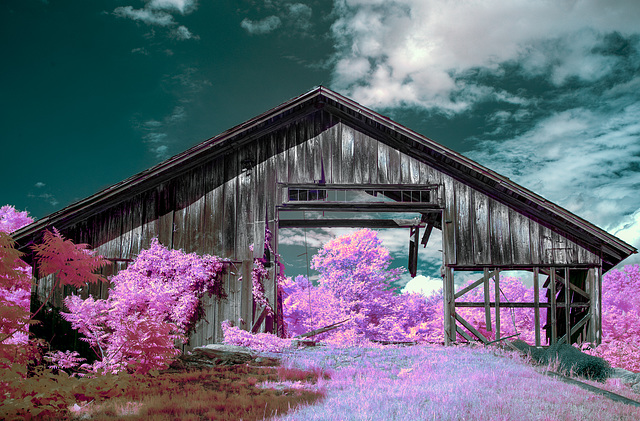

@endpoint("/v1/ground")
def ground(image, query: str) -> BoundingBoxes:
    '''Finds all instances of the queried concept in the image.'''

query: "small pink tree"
[0,205,34,346]
[282,229,436,344]
[1,223,109,369]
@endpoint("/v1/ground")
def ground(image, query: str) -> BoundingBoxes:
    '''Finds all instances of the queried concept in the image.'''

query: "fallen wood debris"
[295,319,350,339]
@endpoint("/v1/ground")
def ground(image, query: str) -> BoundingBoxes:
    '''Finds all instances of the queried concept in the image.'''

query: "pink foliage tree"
[1,221,109,370]
[281,229,437,344]
[62,238,228,374]
[584,265,640,371]
[0,205,34,345]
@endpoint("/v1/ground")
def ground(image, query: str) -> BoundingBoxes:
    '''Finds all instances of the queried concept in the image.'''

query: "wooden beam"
[443,267,455,345]
[564,268,571,345]
[569,282,590,300]
[533,268,541,346]
[421,220,435,247]
[409,227,419,277]
[420,212,438,247]
[495,270,501,342]
[456,325,475,343]
[550,269,557,344]
[484,268,492,332]
[454,302,590,309]
[454,313,489,344]
[278,218,425,229]
[454,270,498,299]
[295,319,350,339]
[251,307,268,334]
[279,202,441,212]
[595,267,602,344]
[280,182,440,191]
[556,311,591,346]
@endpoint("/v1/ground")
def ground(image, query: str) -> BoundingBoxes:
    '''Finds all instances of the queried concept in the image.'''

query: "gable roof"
[13,86,636,270]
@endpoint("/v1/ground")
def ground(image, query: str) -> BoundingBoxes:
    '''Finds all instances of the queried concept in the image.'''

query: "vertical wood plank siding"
[33,116,603,348]
[471,190,490,264]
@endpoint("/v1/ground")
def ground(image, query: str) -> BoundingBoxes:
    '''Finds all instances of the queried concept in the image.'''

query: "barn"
[13,86,636,349]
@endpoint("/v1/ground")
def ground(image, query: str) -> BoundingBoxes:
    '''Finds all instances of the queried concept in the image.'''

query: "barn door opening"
[274,183,445,340]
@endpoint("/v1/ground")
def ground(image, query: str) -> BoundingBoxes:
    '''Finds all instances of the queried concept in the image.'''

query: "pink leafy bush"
[221,320,293,352]
[0,235,32,346]
[0,205,33,345]
[62,238,228,374]
[584,265,640,371]
[45,350,88,372]
[0,205,32,233]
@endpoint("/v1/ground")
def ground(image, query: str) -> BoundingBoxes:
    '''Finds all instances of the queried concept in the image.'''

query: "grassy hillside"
[272,345,640,421]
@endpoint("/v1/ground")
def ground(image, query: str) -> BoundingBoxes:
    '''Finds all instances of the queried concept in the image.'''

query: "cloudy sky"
[2,0,640,287]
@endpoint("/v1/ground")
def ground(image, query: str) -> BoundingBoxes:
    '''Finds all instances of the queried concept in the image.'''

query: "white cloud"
[131,47,150,55]
[114,0,198,39]
[173,25,198,40]
[329,0,640,112]
[27,192,58,207]
[287,3,313,32]
[152,145,169,160]
[401,274,442,296]
[241,16,282,35]
[148,0,197,15]
[144,132,168,144]
[168,105,186,122]
[611,209,640,265]
[113,6,175,26]
[34,182,45,188]
[143,132,171,159]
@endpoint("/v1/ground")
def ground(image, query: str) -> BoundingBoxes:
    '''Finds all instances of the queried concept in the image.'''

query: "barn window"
[284,184,438,206]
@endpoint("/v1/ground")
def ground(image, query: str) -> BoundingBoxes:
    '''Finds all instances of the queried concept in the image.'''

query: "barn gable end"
[14,87,635,349]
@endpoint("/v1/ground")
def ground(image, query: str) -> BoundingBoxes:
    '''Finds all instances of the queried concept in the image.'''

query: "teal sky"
[2,0,640,283]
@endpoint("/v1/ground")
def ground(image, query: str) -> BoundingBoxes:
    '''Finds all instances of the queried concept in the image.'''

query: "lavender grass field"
[268,345,640,421]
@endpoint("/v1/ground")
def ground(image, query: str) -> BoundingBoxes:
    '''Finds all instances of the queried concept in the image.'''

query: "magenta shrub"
[0,205,33,345]
[62,238,228,374]
[221,320,293,352]
[584,265,640,371]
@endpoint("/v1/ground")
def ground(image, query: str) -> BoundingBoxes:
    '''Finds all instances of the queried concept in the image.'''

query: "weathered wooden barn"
[14,86,636,349]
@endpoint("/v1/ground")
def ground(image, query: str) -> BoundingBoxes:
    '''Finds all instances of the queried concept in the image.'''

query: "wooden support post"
[564,268,571,344]
[483,268,492,332]
[494,270,500,342]
[533,268,541,346]
[550,269,557,344]
[588,268,597,343]
[443,266,456,345]
[409,227,419,277]
[595,266,602,345]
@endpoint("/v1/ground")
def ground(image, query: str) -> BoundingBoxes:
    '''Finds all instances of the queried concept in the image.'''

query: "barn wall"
[34,110,602,349]
[305,122,600,268]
